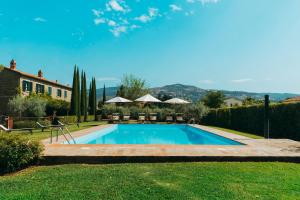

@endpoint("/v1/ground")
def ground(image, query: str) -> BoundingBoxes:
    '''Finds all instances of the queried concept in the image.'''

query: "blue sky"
[0,0,300,93]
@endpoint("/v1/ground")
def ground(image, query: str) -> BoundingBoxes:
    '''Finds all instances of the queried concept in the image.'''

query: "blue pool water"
[71,124,242,145]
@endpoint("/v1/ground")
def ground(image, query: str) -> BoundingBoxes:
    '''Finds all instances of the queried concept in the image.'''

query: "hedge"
[0,134,43,174]
[202,103,300,141]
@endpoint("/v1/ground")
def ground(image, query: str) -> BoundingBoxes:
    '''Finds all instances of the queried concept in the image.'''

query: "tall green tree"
[76,67,81,122]
[83,72,88,121]
[70,65,78,115]
[120,74,148,100]
[88,82,92,115]
[116,84,125,97]
[80,71,87,121]
[102,84,106,104]
[92,78,97,119]
[201,91,225,109]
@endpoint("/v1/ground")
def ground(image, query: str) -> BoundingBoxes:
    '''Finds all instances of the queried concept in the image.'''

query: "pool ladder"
[50,122,76,144]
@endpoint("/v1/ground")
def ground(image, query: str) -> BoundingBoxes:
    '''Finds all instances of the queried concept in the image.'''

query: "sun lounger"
[36,122,47,132]
[0,124,34,133]
[176,113,185,123]
[123,115,130,121]
[138,113,146,123]
[166,115,174,123]
[112,113,120,123]
[149,113,157,123]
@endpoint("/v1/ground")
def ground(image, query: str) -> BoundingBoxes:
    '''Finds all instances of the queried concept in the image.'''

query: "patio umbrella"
[164,98,190,104]
[135,94,161,103]
[105,96,132,103]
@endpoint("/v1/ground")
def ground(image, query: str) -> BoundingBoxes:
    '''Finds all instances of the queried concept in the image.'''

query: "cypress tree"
[80,70,84,115]
[76,67,81,122]
[70,65,77,115]
[102,84,106,104]
[93,78,97,120]
[88,82,92,115]
[83,72,88,121]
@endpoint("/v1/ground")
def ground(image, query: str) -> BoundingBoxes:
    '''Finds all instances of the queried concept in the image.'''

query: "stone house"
[0,59,72,114]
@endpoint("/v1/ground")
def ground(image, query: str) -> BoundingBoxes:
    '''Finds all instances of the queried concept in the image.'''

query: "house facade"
[0,59,72,114]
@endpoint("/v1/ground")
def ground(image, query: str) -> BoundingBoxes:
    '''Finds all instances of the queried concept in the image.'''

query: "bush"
[0,134,43,174]
[13,120,51,129]
[202,102,300,141]
[46,99,70,116]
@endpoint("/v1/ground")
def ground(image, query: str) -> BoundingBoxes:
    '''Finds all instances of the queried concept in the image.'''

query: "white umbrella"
[135,94,161,103]
[164,98,190,104]
[106,96,132,103]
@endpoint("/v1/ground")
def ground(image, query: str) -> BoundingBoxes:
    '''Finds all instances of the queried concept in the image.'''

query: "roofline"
[4,67,72,90]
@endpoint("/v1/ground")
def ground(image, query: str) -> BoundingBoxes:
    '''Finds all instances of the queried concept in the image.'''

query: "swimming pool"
[70,124,243,145]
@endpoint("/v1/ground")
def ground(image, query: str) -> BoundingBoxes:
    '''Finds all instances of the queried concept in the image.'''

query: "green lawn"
[209,126,264,139]
[5,121,107,141]
[0,163,299,200]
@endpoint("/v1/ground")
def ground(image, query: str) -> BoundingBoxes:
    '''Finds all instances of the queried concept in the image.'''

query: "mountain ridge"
[96,83,299,102]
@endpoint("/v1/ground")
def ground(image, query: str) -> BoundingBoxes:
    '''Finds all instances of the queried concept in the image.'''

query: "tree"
[116,84,125,97]
[120,74,148,100]
[242,96,263,106]
[102,84,106,104]
[8,95,47,118]
[88,82,92,115]
[76,67,81,122]
[83,72,88,121]
[70,65,78,115]
[201,91,225,109]
[92,78,97,119]
[8,96,26,117]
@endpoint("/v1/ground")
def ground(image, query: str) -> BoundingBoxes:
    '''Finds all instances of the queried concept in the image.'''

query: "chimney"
[10,59,16,70]
[38,70,43,78]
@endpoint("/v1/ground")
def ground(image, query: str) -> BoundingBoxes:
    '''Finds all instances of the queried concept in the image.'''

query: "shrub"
[46,99,70,116]
[0,134,43,174]
[13,120,51,129]
[202,102,300,141]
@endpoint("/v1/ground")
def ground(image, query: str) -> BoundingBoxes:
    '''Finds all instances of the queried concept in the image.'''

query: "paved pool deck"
[41,124,300,164]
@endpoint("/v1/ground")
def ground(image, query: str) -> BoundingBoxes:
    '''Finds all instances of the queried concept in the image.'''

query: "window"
[22,80,32,92]
[64,91,67,98]
[48,87,52,95]
[57,89,62,97]
[36,84,45,94]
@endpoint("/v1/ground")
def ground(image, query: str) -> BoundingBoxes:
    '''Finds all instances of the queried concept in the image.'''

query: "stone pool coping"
[41,124,300,164]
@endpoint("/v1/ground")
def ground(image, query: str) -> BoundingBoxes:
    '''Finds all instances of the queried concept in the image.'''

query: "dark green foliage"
[70,65,78,115]
[76,67,81,122]
[46,98,70,116]
[116,84,125,97]
[102,84,106,104]
[202,103,300,141]
[82,72,88,121]
[93,78,97,119]
[0,134,43,174]
[201,91,225,108]
[88,82,92,115]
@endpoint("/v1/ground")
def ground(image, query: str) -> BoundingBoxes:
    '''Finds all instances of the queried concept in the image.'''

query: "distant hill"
[97,83,299,102]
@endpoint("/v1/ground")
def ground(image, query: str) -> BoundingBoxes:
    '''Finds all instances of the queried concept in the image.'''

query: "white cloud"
[110,26,127,37]
[200,0,220,5]
[34,17,46,22]
[169,4,182,12]
[231,78,254,83]
[97,77,120,82]
[106,0,130,13]
[108,20,117,26]
[130,24,140,30]
[134,15,151,23]
[185,10,195,16]
[148,7,159,17]
[199,80,214,84]
[94,18,106,25]
[92,9,104,17]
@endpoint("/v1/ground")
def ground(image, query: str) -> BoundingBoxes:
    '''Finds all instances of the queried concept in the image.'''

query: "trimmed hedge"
[0,134,43,174]
[202,103,300,141]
